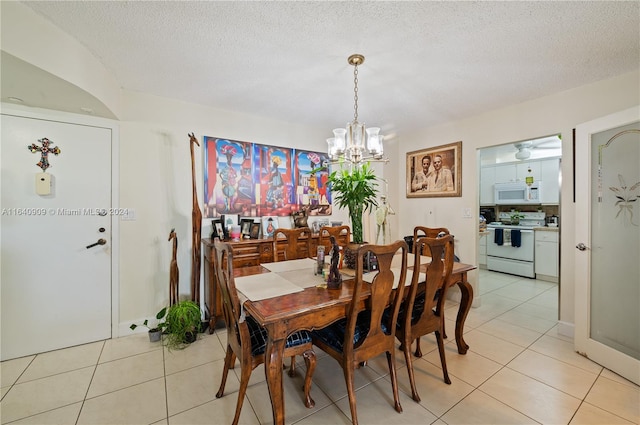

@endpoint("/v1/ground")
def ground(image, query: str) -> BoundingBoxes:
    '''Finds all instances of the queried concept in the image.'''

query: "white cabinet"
[494,164,516,183]
[535,230,558,282]
[540,158,560,204]
[480,166,495,205]
[516,161,541,182]
[478,233,487,267]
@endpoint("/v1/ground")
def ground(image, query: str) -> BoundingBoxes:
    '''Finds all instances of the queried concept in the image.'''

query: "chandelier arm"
[353,63,359,123]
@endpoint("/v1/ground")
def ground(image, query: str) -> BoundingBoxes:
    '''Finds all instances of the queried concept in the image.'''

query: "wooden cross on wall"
[27,138,61,172]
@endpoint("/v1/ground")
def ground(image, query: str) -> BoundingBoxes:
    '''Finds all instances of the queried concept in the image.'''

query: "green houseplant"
[130,307,168,342]
[327,162,379,244]
[164,300,202,349]
[510,210,525,225]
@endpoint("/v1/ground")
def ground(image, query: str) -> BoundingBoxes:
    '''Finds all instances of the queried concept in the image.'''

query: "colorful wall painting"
[203,136,332,218]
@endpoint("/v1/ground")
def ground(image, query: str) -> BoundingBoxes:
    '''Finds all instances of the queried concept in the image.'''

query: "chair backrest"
[348,240,408,360]
[272,227,312,261]
[413,226,450,256]
[318,225,351,251]
[405,235,455,328]
[213,239,250,355]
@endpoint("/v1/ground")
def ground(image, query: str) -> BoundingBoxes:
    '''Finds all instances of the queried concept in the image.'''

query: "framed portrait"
[261,216,279,238]
[211,219,225,240]
[406,141,462,198]
[250,222,261,239]
[240,219,253,237]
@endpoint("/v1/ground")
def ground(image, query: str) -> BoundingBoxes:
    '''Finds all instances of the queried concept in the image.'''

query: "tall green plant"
[327,162,379,244]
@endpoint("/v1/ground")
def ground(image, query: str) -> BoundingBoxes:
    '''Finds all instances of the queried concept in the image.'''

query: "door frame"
[2,103,121,339]
[574,105,640,385]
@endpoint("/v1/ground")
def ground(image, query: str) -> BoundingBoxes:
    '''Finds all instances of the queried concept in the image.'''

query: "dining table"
[232,256,476,425]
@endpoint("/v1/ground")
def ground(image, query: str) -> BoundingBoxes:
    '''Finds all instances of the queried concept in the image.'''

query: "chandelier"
[326,54,388,165]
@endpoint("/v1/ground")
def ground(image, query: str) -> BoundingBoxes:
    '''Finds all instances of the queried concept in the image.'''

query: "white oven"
[486,226,536,278]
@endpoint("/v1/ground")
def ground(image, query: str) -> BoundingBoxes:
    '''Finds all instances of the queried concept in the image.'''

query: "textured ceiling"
[7,1,640,137]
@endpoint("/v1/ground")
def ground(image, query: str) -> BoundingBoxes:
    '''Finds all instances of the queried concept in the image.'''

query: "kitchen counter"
[535,226,559,232]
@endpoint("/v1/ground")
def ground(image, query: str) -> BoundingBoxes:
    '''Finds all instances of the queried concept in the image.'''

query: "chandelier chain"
[353,64,359,122]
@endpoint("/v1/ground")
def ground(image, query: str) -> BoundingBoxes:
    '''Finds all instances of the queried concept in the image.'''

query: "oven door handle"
[487,229,534,233]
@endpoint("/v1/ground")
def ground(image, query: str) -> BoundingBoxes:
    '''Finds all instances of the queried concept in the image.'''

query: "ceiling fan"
[514,136,561,160]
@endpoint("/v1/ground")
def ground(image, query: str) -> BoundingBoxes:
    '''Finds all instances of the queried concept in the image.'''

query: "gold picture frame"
[406,141,462,198]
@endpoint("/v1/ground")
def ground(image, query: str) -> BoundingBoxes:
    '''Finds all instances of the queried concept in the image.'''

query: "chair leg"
[216,345,234,398]
[231,360,252,425]
[435,330,451,384]
[344,364,359,425]
[414,337,423,358]
[302,349,316,408]
[386,351,403,413]
[402,336,421,402]
[288,355,297,377]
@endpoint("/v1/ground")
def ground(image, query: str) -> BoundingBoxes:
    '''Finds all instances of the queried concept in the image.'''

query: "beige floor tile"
[78,378,167,425]
[1,386,9,399]
[584,375,640,423]
[423,344,503,387]
[544,325,575,343]
[492,281,552,302]
[87,349,164,398]
[10,402,82,424]
[476,317,543,348]
[463,329,525,365]
[310,354,384,402]
[17,341,103,383]
[151,419,169,425]
[166,358,238,416]
[569,401,634,424]
[333,376,438,425]
[508,350,598,399]
[163,333,226,375]
[511,302,557,321]
[246,368,333,425]
[440,389,538,424]
[0,367,94,423]
[99,332,163,363]
[168,395,260,425]
[528,335,603,374]
[600,368,640,389]
[293,403,352,424]
[390,356,475,417]
[480,368,581,424]
[494,308,557,334]
[0,355,34,388]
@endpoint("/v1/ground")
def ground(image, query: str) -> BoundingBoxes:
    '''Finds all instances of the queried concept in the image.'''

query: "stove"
[486,212,545,278]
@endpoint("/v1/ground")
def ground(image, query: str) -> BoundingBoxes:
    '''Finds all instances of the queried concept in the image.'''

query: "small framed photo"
[211,219,225,240]
[406,141,462,198]
[240,219,253,237]
[262,216,279,238]
[250,222,261,239]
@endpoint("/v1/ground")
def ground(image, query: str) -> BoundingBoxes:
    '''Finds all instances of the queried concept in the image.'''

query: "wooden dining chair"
[413,226,450,253]
[396,235,455,402]
[318,225,351,251]
[312,240,408,425]
[212,239,317,425]
[272,227,312,261]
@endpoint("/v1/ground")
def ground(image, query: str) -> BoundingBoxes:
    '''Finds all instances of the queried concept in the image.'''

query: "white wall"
[393,70,640,332]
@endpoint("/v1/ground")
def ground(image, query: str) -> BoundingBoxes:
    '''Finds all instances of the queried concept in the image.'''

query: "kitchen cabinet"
[535,230,558,282]
[480,166,495,205]
[494,163,516,183]
[516,161,541,182]
[540,158,560,204]
[478,233,487,267]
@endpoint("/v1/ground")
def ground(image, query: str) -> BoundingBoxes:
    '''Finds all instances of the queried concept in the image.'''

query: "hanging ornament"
[28,138,61,171]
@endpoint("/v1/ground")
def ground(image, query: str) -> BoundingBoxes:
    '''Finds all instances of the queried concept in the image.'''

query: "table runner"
[262,258,317,273]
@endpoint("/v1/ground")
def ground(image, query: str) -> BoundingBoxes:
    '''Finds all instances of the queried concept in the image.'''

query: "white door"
[1,112,113,360]
[575,106,640,385]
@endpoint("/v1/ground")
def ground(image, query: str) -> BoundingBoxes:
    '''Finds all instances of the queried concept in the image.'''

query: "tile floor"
[2,270,639,424]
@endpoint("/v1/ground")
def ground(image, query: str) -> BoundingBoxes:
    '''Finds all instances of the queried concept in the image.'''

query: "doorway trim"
[2,103,121,339]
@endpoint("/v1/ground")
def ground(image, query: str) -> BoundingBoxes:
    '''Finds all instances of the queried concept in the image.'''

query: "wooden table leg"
[264,327,287,425]
[454,272,473,354]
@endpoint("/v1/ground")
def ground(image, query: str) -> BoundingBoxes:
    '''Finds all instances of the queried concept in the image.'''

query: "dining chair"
[413,226,450,253]
[272,227,312,261]
[318,225,351,251]
[312,240,408,425]
[396,235,455,402]
[212,239,317,425]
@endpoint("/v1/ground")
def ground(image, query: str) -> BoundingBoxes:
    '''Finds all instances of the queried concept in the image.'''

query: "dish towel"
[494,228,504,246]
[511,229,522,247]
[504,229,511,244]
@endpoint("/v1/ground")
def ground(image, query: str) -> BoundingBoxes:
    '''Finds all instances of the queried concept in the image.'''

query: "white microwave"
[494,182,541,205]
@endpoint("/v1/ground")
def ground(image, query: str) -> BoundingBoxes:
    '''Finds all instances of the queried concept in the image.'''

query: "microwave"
[494,182,541,205]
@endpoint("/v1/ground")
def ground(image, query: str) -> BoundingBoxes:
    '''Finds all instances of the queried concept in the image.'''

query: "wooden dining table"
[235,260,476,425]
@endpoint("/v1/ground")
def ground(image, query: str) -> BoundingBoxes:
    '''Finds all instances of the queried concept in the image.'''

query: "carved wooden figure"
[168,228,179,306]
[189,133,203,304]
[327,236,342,289]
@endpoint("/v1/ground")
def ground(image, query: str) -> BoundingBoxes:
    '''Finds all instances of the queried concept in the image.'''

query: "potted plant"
[164,300,202,349]
[327,162,379,267]
[129,307,168,342]
[510,210,525,225]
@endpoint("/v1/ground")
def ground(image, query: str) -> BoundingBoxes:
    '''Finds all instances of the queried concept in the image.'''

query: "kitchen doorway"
[477,135,562,322]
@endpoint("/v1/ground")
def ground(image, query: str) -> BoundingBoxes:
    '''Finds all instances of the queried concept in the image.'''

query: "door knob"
[86,238,107,249]
[575,242,587,251]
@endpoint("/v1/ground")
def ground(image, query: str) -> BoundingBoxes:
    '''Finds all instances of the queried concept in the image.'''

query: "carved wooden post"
[168,228,179,306]
[189,133,202,304]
